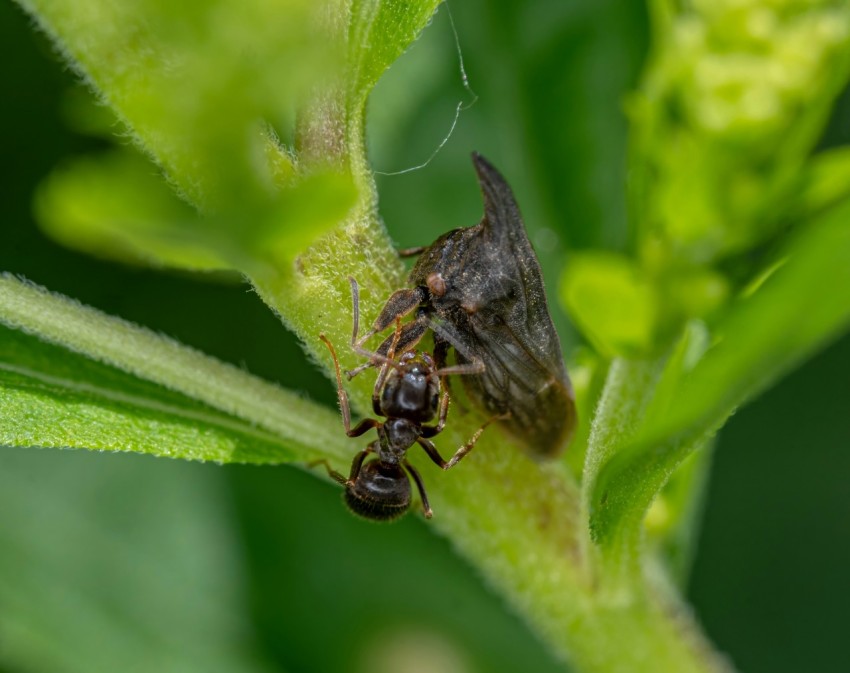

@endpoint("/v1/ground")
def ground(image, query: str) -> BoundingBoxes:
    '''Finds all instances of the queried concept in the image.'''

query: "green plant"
[3,0,850,672]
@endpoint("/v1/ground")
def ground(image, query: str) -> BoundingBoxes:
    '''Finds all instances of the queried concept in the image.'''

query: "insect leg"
[403,460,433,519]
[307,459,348,485]
[420,392,450,438]
[320,333,380,437]
[367,318,404,415]
[347,314,430,379]
[397,245,427,257]
[447,412,510,468]
[434,360,486,377]
[376,314,429,356]
[359,286,428,345]
[347,445,375,483]
[417,413,508,470]
[416,437,450,469]
[427,317,485,375]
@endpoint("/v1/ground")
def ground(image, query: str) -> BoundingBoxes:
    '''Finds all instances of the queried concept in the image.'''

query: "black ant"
[317,278,501,521]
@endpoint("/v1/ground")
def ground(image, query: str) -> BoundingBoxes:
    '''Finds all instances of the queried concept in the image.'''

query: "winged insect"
[354,153,576,457]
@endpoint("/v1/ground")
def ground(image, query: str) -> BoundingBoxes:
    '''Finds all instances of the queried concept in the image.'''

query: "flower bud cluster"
[678,0,850,141]
[633,0,850,264]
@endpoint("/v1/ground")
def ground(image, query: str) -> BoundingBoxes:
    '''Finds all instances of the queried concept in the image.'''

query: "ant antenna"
[346,277,404,378]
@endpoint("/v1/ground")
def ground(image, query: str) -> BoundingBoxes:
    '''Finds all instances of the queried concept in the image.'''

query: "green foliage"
[35,151,219,269]
[588,200,850,553]
[631,0,850,262]
[0,274,347,463]
[3,0,850,672]
[561,252,658,358]
[566,0,850,580]
[0,326,293,462]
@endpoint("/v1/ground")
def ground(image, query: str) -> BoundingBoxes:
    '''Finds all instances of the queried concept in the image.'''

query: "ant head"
[344,460,411,521]
[381,352,440,423]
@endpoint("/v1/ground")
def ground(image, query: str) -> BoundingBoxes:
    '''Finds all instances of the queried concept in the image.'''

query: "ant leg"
[309,444,375,486]
[347,445,374,482]
[417,412,508,470]
[444,412,510,468]
[346,315,429,379]
[432,336,457,402]
[434,359,485,377]
[420,392,450,438]
[307,458,348,485]
[416,437,450,469]
[346,276,376,371]
[404,460,433,519]
[347,278,405,377]
[319,333,380,437]
[366,319,404,415]
[397,245,427,257]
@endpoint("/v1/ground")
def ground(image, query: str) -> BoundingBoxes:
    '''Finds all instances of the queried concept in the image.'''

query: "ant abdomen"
[344,461,411,521]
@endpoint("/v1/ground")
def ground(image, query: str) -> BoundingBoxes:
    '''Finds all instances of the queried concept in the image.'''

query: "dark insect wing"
[465,307,576,457]
[470,153,576,455]
[409,153,576,457]
[471,153,568,383]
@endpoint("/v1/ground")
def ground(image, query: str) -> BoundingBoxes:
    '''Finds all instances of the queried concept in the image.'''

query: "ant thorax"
[378,418,421,463]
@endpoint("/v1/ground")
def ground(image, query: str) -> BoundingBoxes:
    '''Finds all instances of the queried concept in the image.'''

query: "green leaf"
[1,326,296,463]
[794,146,850,220]
[347,0,443,107]
[17,0,338,210]
[18,0,362,275]
[630,2,850,262]
[645,439,714,589]
[589,198,850,551]
[37,146,360,274]
[560,252,658,358]
[34,150,226,271]
[0,273,349,465]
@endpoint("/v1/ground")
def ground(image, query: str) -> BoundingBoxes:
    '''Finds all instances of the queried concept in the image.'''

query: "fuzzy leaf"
[348,0,443,107]
[589,198,850,549]
[34,151,224,270]
[1,326,295,463]
[0,274,348,464]
[17,0,337,209]
[18,0,358,273]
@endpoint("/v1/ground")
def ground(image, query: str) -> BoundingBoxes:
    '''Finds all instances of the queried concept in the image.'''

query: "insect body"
[356,153,576,457]
[318,278,497,521]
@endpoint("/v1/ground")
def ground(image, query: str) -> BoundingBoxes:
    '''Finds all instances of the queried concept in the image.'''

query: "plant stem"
[378,354,728,672]
[581,357,661,591]
[239,38,733,672]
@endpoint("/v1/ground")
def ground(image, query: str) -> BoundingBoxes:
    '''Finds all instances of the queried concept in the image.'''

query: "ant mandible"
[317,277,501,521]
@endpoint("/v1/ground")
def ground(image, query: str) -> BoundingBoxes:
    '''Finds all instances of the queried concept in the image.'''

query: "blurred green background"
[2,1,849,672]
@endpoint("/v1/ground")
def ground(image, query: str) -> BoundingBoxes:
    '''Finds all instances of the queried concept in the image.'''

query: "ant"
[317,277,502,521]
